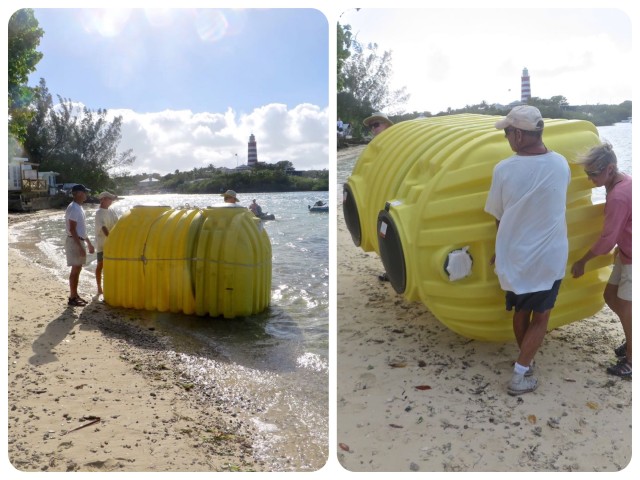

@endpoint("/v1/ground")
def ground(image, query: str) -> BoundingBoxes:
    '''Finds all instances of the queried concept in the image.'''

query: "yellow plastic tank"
[344,114,612,341]
[103,205,272,318]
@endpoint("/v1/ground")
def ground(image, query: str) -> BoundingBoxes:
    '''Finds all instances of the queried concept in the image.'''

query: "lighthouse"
[247,134,258,167]
[521,67,531,103]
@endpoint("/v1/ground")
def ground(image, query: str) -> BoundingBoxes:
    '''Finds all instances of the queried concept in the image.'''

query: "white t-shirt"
[65,201,87,239]
[95,207,119,252]
[484,151,570,294]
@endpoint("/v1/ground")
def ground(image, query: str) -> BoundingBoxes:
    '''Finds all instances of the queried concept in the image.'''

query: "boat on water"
[256,212,275,221]
[308,201,328,213]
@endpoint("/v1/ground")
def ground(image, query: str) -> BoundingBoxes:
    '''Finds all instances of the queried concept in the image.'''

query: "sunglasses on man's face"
[370,122,381,128]
[585,167,605,177]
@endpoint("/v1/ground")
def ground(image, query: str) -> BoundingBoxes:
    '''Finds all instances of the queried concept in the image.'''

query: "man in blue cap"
[65,184,95,306]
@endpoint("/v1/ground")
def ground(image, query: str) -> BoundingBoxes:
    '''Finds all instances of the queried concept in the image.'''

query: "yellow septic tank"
[344,114,612,341]
[103,205,272,318]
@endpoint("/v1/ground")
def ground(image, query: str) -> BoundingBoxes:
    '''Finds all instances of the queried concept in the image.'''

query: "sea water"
[595,122,633,201]
[8,190,329,471]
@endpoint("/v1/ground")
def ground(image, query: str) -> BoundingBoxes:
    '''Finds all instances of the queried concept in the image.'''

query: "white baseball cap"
[495,105,544,132]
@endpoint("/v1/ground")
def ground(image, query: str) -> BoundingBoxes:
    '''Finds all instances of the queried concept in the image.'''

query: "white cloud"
[107,103,328,175]
[344,8,632,114]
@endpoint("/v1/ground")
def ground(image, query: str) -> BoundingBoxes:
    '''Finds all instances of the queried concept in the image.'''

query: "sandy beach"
[4,149,634,475]
[335,146,632,473]
[7,212,267,473]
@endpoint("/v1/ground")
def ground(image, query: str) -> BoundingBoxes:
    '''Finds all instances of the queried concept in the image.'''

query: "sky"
[24,8,329,174]
[339,8,633,115]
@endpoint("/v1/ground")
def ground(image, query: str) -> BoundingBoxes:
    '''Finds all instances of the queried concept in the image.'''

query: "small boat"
[308,202,328,213]
[256,212,275,221]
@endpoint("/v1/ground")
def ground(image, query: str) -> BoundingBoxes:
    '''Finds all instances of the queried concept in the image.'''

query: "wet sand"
[7,213,266,473]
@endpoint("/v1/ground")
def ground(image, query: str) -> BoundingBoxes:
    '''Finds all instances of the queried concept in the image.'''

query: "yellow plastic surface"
[346,114,612,341]
[103,205,272,318]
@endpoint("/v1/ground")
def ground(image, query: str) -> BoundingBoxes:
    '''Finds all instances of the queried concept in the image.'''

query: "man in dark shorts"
[485,106,571,395]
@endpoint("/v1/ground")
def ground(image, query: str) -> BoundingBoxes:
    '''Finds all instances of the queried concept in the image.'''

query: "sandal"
[68,296,88,306]
[614,342,627,358]
[607,358,632,378]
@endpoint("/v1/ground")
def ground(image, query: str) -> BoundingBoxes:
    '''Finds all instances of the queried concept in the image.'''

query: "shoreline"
[5,169,634,474]
[7,242,266,472]
[336,203,632,472]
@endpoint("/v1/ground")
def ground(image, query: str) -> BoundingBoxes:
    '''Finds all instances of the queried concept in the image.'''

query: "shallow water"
[8,190,329,471]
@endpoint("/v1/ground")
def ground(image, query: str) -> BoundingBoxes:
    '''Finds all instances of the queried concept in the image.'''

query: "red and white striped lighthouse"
[521,67,531,103]
[247,133,258,167]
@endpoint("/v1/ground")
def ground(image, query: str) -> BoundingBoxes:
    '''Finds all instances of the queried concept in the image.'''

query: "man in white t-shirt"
[94,191,119,297]
[65,184,95,306]
[484,105,570,396]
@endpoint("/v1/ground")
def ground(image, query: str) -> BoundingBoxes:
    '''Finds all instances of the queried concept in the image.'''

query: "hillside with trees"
[390,97,632,128]
[113,162,328,195]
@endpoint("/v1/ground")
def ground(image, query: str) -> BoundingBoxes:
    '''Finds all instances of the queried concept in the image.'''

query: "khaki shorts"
[609,257,631,301]
[65,236,87,267]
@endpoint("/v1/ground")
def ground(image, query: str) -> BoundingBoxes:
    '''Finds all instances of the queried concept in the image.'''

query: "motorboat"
[256,212,275,221]
[308,201,328,213]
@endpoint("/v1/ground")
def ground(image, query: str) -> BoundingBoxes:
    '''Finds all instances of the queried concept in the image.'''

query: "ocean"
[595,122,633,200]
[8,190,329,471]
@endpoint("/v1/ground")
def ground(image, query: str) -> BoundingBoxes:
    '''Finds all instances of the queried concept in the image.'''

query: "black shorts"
[506,279,562,313]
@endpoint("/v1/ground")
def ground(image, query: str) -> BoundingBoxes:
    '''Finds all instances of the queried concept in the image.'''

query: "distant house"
[139,177,160,187]
[8,157,60,211]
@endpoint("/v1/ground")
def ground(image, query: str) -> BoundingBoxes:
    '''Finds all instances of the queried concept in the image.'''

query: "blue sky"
[30,8,328,113]
[24,8,329,174]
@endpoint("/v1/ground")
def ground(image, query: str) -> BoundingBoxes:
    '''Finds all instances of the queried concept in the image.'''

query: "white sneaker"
[512,361,535,376]
[507,373,538,396]
[525,361,535,377]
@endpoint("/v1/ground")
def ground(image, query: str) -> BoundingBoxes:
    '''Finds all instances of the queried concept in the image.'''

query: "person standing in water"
[94,191,119,298]
[65,184,95,306]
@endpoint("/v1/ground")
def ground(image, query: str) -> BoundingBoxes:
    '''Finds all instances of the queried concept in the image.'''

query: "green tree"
[274,160,294,171]
[337,23,353,92]
[442,97,631,127]
[338,36,410,136]
[528,95,570,119]
[8,8,44,147]
[343,43,410,113]
[24,79,136,191]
